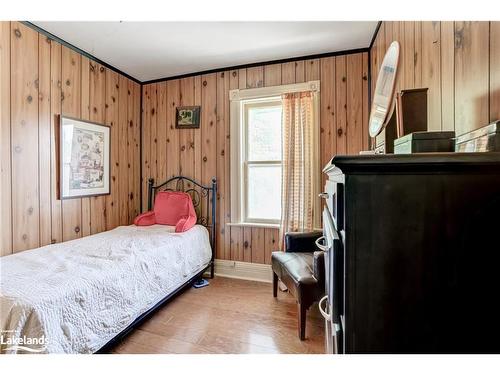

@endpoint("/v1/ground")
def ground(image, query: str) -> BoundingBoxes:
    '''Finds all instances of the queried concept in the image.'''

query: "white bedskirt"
[0,225,212,354]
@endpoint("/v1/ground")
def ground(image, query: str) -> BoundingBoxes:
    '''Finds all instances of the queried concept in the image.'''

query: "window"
[243,99,283,224]
[230,81,321,227]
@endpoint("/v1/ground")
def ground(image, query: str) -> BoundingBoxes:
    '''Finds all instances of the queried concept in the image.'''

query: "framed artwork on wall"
[58,115,111,199]
[176,106,201,129]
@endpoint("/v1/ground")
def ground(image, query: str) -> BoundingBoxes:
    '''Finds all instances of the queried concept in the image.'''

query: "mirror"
[368,41,400,138]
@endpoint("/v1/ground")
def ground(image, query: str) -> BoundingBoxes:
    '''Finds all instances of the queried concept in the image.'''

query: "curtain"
[279,91,316,249]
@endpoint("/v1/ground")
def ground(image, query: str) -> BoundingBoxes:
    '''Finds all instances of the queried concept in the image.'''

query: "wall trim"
[229,80,320,101]
[21,21,142,84]
[204,259,273,283]
[139,84,144,213]
[142,47,370,85]
[22,21,373,86]
[369,21,383,50]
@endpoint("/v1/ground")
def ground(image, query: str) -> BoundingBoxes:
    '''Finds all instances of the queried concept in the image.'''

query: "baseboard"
[204,259,273,283]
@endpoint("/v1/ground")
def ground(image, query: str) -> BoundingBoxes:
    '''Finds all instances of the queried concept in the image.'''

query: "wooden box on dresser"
[321,152,500,353]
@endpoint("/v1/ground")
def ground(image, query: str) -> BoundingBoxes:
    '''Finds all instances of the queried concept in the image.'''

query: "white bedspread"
[0,224,211,354]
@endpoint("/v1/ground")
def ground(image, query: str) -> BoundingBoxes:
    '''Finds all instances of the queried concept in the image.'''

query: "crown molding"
[21,21,141,84]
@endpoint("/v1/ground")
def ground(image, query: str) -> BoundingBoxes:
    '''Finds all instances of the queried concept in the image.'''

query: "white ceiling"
[33,22,378,82]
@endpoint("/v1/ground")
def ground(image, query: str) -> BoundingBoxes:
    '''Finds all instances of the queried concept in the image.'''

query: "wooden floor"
[111,277,325,354]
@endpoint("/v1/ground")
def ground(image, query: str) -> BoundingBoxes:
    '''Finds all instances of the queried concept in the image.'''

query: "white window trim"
[229,81,321,227]
[242,99,282,225]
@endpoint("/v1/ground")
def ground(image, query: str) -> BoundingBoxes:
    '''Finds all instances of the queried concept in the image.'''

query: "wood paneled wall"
[370,21,500,135]
[0,22,141,256]
[2,20,498,263]
[141,52,369,264]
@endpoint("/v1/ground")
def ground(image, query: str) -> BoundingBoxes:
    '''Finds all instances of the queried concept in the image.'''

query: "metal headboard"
[147,176,217,278]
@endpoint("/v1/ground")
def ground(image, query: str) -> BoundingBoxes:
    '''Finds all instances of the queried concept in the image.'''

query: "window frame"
[229,80,321,227]
[242,99,283,224]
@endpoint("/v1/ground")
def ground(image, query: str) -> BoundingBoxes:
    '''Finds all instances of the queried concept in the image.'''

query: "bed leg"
[210,260,215,279]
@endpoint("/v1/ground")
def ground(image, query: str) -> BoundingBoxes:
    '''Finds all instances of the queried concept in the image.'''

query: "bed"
[0,176,216,354]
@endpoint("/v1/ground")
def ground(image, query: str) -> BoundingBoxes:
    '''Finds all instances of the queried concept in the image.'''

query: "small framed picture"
[176,106,201,129]
[58,115,111,199]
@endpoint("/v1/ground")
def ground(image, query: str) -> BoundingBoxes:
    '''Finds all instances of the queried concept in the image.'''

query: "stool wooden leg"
[273,272,278,298]
[298,303,306,340]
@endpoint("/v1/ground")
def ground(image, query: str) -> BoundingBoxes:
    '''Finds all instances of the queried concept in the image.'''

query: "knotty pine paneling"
[193,76,203,189]
[281,62,296,84]
[165,79,180,180]
[127,79,141,223]
[440,21,455,131]
[264,64,281,86]
[1,21,141,256]
[89,61,106,234]
[230,226,243,262]
[491,22,500,123]
[141,52,369,264]
[61,46,82,241]
[455,21,490,135]
[141,84,151,211]
[370,21,499,136]
[346,53,364,154]
[362,53,369,151]
[295,60,306,83]
[246,66,264,88]
[391,22,404,93]
[320,57,336,188]
[0,22,12,256]
[50,40,63,245]
[376,22,387,86]
[251,227,265,264]
[335,55,348,155]
[149,83,158,182]
[39,36,52,247]
[11,21,482,263]
[118,75,129,226]
[201,73,217,211]
[403,21,416,90]
[216,71,228,261]
[105,69,120,231]
[414,22,423,88]
[264,228,279,265]
[225,71,238,262]
[156,81,167,183]
[81,56,92,236]
[421,21,442,131]
[11,22,40,252]
[243,227,252,263]
[305,59,320,81]
[179,77,196,181]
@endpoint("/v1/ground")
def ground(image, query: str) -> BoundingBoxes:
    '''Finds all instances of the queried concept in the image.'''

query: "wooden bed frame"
[96,175,217,353]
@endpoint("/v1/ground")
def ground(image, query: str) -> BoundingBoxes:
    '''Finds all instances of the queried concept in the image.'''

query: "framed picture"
[58,115,111,199]
[176,106,201,129]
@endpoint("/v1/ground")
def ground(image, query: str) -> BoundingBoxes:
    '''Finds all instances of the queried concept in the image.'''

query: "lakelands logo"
[1,330,48,353]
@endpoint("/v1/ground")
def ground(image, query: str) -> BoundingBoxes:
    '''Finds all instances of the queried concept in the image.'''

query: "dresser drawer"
[322,207,344,327]
[322,180,344,231]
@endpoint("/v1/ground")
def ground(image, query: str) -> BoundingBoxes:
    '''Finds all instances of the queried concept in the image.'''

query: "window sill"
[226,222,280,229]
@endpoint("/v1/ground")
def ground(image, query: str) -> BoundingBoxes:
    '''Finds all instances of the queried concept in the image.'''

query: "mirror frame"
[368,41,400,138]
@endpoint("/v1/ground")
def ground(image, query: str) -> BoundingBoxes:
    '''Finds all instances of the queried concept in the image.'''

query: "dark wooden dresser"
[320,152,500,353]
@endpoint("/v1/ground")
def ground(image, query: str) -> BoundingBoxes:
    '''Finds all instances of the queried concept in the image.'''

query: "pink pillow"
[134,191,197,233]
[133,211,156,226]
